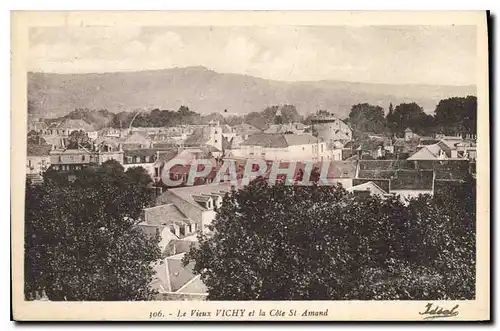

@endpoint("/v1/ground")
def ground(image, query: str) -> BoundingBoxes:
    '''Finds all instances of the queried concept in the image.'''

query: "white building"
[310,114,352,143]
[235,133,329,162]
[154,182,241,233]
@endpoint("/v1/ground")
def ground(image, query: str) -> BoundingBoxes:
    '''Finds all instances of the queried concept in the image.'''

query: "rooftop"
[241,133,318,148]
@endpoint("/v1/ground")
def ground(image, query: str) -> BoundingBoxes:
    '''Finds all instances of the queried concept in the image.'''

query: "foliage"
[25,161,161,300]
[348,103,386,134]
[244,105,301,130]
[185,178,475,300]
[27,130,46,145]
[434,96,477,135]
[67,130,92,149]
[386,102,434,136]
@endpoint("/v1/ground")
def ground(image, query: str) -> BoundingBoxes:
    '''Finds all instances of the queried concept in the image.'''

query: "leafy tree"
[434,96,477,135]
[387,102,434,136]
[223,115,244,127]
[67,130,92,149]
[185,178,475,300]
[348,103,386,134]
[25,161,161,300]
[386,103,397,134]
[244,105,301,129]
[27,130,46,145]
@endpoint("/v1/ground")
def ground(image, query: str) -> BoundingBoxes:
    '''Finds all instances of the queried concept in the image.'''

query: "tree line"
[347,96,477,137]
[42,104,303,131]
[41,96,476,138]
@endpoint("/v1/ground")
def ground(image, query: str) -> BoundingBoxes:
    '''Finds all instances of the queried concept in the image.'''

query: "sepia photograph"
[11,10,490,321]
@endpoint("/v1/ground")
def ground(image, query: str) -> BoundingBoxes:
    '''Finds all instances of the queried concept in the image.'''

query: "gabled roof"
[407,144,443,160]
[283,134,319,146]
[152,254,200,293]
[143,204,188,226]
[184,127,210,146]
[221,124,233,134]
[438,138,463,150]
[347,181,388,196]
[156,182,240,211]
[177,275,207,294]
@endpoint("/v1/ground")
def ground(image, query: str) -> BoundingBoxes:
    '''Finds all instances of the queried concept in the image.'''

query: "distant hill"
[28,66,476,119]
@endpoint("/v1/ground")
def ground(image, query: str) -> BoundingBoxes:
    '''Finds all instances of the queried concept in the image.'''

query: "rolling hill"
[28,66,476,119]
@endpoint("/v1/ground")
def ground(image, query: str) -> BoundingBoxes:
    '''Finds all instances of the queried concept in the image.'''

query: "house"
[154,148,221,188]
[233,123,262,140]
[236,133,329,162]
[404,128,419,141]
[139,203,199,256]
[310,113,352,143]
[155,182,240,233]
[49,143,124,173]
[123,148,177,180]
[120,131,153,150]
[42,119,97,139]
[28,120,48,134]
[26,144,52,184]
[347,181,409,204]
[407,138,472,161]
[183,121,223,156]
[151,253,207,300]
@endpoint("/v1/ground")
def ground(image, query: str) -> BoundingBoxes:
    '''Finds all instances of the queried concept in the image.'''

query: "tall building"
[310,113,352,143]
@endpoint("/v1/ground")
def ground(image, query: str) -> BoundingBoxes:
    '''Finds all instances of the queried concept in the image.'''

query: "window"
[28,160,32,167]
[82,155,86,161]
[135,156,141,163]
[215,140,218,143]
[214,131,218,134]
[321,144,324,152]
[207,200,211,209]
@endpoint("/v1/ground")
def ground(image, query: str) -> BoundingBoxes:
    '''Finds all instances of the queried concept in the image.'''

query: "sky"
[28,25,477,86]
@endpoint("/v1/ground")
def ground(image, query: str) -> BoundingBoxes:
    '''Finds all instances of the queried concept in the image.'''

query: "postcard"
[11,10,490,321]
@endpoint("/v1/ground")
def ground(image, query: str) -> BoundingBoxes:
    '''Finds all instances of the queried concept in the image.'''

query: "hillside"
[28,66,476,119]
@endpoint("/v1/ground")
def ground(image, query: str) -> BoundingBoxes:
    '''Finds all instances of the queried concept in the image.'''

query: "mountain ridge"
[28,66,476,119]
